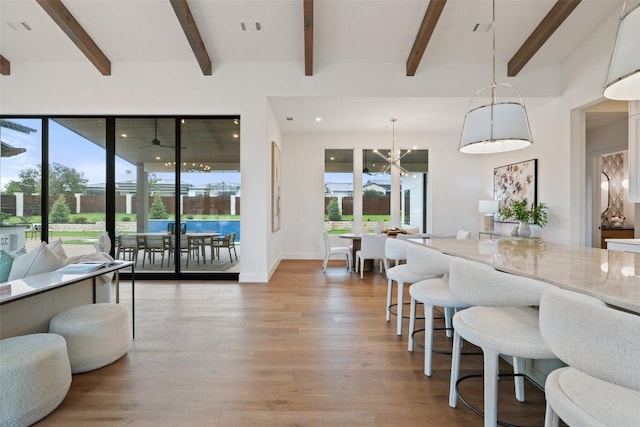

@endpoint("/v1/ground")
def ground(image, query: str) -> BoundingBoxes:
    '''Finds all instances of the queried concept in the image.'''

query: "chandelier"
[373,118,413,176]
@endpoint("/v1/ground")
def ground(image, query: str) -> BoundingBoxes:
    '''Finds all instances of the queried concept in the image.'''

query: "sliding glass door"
[178,117,240,273]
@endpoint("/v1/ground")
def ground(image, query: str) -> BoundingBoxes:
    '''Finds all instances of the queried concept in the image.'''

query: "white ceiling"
[0,0,626,133]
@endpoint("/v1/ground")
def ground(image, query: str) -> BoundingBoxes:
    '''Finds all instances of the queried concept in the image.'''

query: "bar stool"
[539,287,640,427]
[385,242,448,336]
[407,246,470,376]
[447,258,556,427]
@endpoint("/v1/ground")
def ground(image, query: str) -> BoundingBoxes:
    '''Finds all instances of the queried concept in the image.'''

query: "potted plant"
[500,199,548,237]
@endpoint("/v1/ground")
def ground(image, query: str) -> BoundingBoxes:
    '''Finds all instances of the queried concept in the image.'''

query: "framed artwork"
[271,141,281,232]
[493,159,537,217]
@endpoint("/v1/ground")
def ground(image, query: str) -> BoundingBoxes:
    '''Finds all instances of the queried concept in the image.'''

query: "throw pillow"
[8,242,65,281]
[47,238,68,262]
[0,248,25,282]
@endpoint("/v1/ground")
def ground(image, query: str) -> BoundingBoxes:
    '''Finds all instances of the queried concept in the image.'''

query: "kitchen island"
[420,238,640,315]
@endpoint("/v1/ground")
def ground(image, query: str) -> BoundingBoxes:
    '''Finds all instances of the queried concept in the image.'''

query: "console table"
[0,261,135,339]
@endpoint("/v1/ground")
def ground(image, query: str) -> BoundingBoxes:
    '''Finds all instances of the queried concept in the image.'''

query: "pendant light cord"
[491,0,496,103]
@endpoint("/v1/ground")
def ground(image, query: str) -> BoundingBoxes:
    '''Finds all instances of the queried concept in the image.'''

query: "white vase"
[510,225,519,236]
[518,222,531,237]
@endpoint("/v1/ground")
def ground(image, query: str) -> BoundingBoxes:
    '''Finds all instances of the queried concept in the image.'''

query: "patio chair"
[142,235,170,267]
[211,232,238,262]
[116,234,142,264]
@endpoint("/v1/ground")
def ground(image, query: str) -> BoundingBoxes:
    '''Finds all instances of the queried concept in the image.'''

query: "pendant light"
[604,1,640,100]
[459,0,533,154]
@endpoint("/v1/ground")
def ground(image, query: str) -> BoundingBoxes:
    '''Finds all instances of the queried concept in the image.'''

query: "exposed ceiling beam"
[170,0,212,76]
[406,0,447,77]
[508,0,582,77]
[304,0,314,76]
[36,0,111,75]
[0,55,10,75]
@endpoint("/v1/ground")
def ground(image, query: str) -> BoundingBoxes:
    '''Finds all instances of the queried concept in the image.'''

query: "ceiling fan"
[139,119,176,149]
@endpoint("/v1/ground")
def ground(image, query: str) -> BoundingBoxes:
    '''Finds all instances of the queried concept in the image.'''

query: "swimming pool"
[149,220,241,241]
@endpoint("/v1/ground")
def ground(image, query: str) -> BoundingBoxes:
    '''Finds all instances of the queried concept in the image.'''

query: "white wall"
[281,130,485,260]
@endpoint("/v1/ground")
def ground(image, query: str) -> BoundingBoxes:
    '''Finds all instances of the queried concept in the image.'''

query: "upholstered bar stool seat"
[453,306,552,359]
[49,303,131,374]
[540,287,640,427]
[0,333,71,427]
[545,368,640,427]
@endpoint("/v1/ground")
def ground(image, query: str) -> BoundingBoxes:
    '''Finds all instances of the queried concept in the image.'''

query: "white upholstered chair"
[355,233,387,279]
[407,247,469,376]
[447,258,556,427]
[386,242,449,336]
[322,231,351,272]
[539,287,640,427]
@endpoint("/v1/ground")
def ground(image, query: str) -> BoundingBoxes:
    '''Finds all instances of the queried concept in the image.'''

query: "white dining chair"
[322,231,351,272]
[355,233,387,279]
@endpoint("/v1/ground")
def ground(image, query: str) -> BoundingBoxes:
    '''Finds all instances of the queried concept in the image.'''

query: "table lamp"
[479,200,499,232]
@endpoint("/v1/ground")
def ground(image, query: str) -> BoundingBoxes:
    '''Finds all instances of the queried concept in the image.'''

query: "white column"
[125,193,133,214]
[75,193,82,213]
[15,192,24,217]
[353,148,362,233]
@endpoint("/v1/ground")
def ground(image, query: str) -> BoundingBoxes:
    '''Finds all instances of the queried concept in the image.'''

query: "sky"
[0,119,240,191]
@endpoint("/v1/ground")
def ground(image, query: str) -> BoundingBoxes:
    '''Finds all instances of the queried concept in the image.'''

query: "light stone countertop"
[420,238,640,315]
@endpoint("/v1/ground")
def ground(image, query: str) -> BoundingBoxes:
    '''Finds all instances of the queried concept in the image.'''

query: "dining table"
[119,232,220,264]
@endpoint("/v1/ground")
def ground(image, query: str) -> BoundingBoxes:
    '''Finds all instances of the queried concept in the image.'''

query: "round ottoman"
[0,333,71,427]
[49,303,131,374]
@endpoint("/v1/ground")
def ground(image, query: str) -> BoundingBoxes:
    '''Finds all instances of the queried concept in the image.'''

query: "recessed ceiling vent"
[241,21,262,32]
[7,21,32,31]
[473,22,491,32]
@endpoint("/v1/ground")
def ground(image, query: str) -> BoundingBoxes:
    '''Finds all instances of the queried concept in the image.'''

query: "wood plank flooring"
[37,260,548,426]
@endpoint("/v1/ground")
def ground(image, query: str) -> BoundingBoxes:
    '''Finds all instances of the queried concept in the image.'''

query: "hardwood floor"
[38,260,548,426]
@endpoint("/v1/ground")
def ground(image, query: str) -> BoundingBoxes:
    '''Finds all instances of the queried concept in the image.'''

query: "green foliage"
[327,199,342,221]
[363,189,384,197]
[121,216,132,222]
[4,167,40,195]
[0,212,10,223]
[71,216,88,224]
[3,163,87,195]
[150,195,169,219]
[49,163,88,194]
[501,199,548,227]
[531,202,548,227]
[49,195,71,223]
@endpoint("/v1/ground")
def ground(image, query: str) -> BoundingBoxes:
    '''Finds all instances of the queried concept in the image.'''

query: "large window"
[0,116,240,280]
[362,148,391,232]
[0,119,42,251]
[49,118,107,256]
[399,150,428,232]
[324,149,353,233]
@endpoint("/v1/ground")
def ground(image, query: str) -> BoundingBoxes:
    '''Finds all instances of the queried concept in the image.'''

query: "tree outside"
[50,195,71,223]
[150,194,169,219]
[3,163,86,195]
[327,199,342,221]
